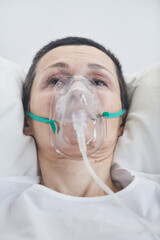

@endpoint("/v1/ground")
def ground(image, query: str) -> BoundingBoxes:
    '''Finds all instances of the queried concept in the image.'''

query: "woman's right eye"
[47,77,60,86]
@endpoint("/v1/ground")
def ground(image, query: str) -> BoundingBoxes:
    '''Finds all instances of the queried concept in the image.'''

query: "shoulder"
[130,170,160,188]
[0,176,40,200]
[111,168,160,189]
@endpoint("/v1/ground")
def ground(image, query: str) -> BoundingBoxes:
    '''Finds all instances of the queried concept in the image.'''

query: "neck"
[38,149,121,197]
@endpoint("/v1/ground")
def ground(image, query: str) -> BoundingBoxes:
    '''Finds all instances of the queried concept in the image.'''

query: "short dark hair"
[23,36,129,125]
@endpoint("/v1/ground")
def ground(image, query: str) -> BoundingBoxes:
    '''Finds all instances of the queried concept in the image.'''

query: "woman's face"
[25,45,123,159]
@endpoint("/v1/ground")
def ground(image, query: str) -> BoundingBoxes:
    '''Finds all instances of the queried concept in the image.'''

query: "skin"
[24,45,124,197]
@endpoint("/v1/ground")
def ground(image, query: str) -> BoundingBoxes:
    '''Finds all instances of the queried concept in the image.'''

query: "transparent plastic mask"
[49,74,108,158]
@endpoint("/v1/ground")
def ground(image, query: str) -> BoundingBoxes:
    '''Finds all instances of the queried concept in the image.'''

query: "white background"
[0,0,159,74]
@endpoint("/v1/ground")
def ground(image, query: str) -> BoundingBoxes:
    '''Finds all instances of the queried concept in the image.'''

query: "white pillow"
[113,63,160,174]
[0,57,38,177]
[0,57,160,176]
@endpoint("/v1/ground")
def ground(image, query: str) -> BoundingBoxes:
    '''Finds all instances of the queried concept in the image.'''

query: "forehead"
[35,45,117,80]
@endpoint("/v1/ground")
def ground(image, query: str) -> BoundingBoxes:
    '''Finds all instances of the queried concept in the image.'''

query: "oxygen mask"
[49,75,107,158]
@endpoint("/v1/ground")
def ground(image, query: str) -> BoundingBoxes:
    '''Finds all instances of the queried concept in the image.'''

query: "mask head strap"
[102,109,126,118]
[25,111,56,134]
[25,109,126,134]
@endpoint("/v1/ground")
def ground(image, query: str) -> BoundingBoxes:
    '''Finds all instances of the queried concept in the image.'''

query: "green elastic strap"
[25,111,56,134]
[102,109,126,118]
[25,109,126,134]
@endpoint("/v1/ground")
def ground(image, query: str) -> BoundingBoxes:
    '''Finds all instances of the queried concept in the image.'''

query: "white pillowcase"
[113,63,160,174]
[0,57,38,177]
[0,57,160,177]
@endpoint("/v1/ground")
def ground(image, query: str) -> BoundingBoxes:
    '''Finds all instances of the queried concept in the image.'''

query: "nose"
[68,90,87,106]
[69,89,83,99]
[70,81,86,91]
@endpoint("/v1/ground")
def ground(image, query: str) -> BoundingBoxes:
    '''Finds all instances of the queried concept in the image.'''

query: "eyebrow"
[42,62,69,72]
[88,63,108,71]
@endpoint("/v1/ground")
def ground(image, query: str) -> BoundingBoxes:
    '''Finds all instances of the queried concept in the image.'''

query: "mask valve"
[72,109,87,132]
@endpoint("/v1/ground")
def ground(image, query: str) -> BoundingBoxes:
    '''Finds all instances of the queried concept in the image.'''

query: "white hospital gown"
[0,170,160,240]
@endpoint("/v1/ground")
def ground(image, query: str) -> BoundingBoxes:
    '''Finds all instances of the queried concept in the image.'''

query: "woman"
[0,37,159,240]
[23,36,128,197]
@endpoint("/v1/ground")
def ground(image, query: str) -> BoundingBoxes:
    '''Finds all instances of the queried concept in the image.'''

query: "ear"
[118,111,128,137]
[118,124,124,137]
[23,115,33,136]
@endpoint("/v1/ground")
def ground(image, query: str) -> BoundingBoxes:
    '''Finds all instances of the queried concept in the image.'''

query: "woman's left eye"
[93,79,107,86]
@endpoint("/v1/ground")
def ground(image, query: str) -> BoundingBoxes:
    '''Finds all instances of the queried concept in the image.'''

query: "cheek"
[99,91,122,112]
[99,91,122,143]
[30,91,53,118]
[31,120,52,151]
[103,118,121,150]
[29,90,55,150]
